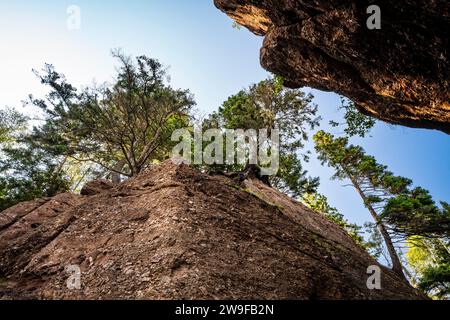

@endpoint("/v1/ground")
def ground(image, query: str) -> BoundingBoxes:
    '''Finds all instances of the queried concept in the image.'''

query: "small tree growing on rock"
[204,76,321,198]
[27,50,195,183]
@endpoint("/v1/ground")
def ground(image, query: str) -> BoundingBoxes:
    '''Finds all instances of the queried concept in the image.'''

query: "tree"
[382,189,450,238]
[0,108,27,143]
[207,76,320,197]
[0,108,68,211]
[0,141,70,211]
[1,51,195,210]
[407,237,450,299]
[314,130,450,282]
[28,50,195,183]
[313,131,410,278]
[0,108,70,211]
[363,222,386,260]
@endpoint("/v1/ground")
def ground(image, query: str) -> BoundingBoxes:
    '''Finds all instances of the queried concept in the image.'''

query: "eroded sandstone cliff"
[214,0,450,133]
[0,160,423,299]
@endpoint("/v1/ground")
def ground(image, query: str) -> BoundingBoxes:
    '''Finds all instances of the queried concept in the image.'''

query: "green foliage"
[363,222,385,260]
[303,193,366,246]
[0,108,27,143]
[407,237,450,299]
[330,98,376,138]
[419,264,450,299]
[28,50,195,178]
[0,108,68,211]
[0,140,70,211]
[313,130,450,281]
[273,153,319,197]
[1,51,196,211]
[208,76,321,198]
[313,131,411,195]
[383,189,450,238]
[232,21,242,30]
[313,131,444,236]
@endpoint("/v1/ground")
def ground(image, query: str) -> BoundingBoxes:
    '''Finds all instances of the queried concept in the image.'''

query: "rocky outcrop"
[214,0,450,133]
[0,194,83,277]
[0,160,424,299]
[80,179,114,196]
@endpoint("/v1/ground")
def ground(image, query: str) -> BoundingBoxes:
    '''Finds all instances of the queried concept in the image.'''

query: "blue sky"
[0,0,448,230]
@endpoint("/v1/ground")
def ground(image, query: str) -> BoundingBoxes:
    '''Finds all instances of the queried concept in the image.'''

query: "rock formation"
[214,0,450,133]
[0,160,424,299]
[80,179,114,196]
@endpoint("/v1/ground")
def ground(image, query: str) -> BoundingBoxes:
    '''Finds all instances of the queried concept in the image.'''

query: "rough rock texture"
[0,160,424,299]
[80,179,114,196]
[214,0,450,133]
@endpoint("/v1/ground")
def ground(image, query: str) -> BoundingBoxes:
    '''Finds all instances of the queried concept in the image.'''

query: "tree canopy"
[206,76,320,198]
[314,130,450,281]
[0,50,448,299]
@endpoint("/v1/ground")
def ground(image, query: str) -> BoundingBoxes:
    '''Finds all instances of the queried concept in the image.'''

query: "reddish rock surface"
[214,0,450,133]
[80,179,114,196]
[0,160,424,299]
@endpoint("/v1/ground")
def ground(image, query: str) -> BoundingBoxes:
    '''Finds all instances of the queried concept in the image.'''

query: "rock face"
[80,179,114,196]
[0,160,424,299]
[214,0,450,133]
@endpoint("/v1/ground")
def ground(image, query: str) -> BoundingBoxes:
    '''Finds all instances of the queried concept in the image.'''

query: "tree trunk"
[376,222,405,278]
[349,176,407,281]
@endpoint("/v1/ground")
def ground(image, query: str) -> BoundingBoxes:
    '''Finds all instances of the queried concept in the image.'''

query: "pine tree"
[27,50,195,182]
[302,193,366,247]
[314,130,411,279]
[206,76,321,198]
